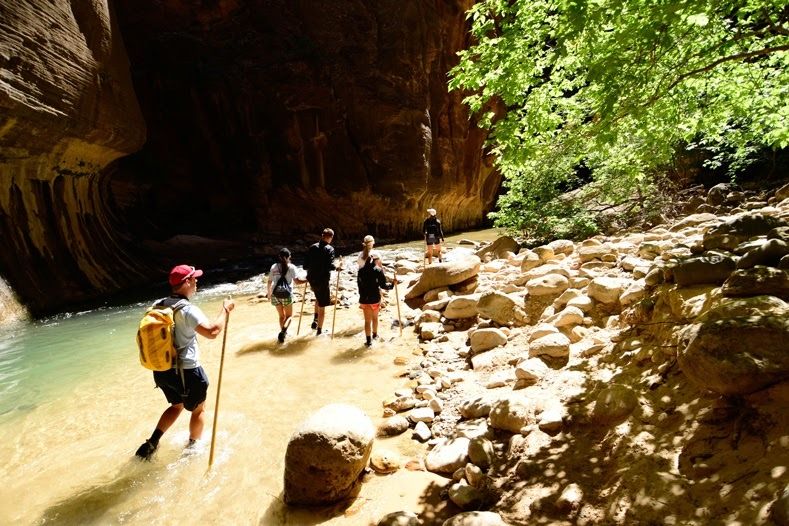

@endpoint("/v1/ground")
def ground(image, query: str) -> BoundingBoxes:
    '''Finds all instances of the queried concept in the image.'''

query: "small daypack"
[136,298,187,371]
[272,264,293,299]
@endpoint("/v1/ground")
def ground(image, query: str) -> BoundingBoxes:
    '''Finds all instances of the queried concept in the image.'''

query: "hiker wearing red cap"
[135,264,234,460]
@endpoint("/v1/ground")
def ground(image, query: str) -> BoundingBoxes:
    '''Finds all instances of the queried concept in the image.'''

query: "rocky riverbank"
[360,182,789,525]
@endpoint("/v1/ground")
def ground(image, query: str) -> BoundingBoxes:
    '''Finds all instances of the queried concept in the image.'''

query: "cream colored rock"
[515,357,550,383]
[588,276,630,304]
[370,449,402,473]
[529,333,571,358]
[548,239,575,256]
[444,296,480,319]
[425,437,471,473]
[526,274,570,296]
[530,323,559,341]
[469,328,508,353]
[549,305,585,328]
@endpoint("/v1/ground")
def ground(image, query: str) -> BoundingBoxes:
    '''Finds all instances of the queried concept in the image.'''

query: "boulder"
[587,277,629,304]
[470,328,508,353]
[448,483,485,510]
[678,297,789,395]
[284,404,375,505]
[525,274,570,296]
[519,249,542,271]
[703,213,787,251]
[489,395,537,433]
[722,266,789,299]
[476,236,520,260]
[444,296,480,319]
[592,385,638,424]
[737,239,789,269]
[577,241,613,263]
[672,255,736,286]
[468,437,495,468]
[377,415,411,437]
[547,239,575,256]
[425,437,471,473]
[405,256,481,300]
[515,358,550,384]
[529,333,571,358]
[377,511,422,526]
[442,511,508,526]
[476,291,527,326]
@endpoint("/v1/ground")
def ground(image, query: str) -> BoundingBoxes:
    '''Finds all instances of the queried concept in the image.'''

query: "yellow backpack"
[136,299,187,371]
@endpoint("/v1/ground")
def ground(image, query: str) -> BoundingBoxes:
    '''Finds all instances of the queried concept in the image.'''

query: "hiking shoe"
[364,340,373,348]
[277,331,286,343]
[135,439,158,460]
[311,320,318,330]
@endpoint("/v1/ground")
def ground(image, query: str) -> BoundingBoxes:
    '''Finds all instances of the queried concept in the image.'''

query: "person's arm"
[196,299,235,339]
[377,269,396,290]
[265,265,278,298]
[290,265,306,285]
[438,219,445,242]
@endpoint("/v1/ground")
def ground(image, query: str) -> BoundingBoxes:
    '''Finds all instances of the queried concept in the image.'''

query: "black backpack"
[272,264,293,299]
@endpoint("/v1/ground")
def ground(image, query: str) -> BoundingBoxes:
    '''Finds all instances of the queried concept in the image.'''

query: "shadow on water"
[37,460,157,524]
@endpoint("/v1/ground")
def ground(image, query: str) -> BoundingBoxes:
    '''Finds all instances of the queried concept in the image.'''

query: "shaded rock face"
[112,0,496,241]
[0,0,497,315]
[0,0,147,315]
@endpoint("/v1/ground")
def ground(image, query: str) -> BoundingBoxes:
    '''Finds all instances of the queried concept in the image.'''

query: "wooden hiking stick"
[331,257,343,340]
[296,281,309,335]
[208,306,230,469]
[393,264,402,336]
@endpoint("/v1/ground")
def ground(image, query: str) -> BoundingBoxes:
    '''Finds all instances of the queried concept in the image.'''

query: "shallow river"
[0,230,501,525]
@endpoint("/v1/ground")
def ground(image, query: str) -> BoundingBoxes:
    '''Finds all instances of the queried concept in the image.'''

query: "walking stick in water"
[331,257,343,340]
[393,264,402,336]
[208,305,230,469]
[296,281,309,335]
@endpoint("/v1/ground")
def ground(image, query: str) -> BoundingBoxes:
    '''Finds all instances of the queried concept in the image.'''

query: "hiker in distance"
[304,227,340,336]
[357,236,397,347]
[423,208,445,265]
[135,264,234,460]
[266,247,306,343]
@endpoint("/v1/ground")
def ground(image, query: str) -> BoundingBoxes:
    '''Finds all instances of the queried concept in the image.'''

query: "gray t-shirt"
[173,302,209,369]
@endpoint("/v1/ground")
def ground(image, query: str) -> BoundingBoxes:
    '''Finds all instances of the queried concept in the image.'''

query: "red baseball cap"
[168,264,204,286]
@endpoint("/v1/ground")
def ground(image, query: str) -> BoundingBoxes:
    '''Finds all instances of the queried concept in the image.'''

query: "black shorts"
[309,278,332,307]
[426,234,440,246]
[153,366,209,411]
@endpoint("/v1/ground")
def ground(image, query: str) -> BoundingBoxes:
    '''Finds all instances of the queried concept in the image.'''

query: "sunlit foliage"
[449,0,789,239]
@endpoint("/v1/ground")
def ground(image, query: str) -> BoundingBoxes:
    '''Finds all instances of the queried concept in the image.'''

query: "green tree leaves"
[450,0,789,239]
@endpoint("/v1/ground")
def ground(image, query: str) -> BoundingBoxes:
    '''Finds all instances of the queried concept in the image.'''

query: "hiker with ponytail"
[267,248,306,343]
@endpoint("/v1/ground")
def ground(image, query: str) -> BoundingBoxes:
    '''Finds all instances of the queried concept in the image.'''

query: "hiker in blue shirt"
[135,264,234,460]
[266,248,306,343]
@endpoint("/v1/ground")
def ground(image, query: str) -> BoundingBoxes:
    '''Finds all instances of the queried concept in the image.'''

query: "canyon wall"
[0,0,148,315]
[0,0,498,315]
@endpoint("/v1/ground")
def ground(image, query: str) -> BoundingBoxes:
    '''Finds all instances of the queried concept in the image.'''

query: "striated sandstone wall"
[0,0,147,314]
[0,0,498,315]
[112,0,497,243]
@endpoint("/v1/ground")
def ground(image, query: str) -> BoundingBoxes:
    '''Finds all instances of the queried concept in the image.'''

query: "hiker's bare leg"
[363,309,373,336]
[276,305,286,329]
[155,403,184,434]
[283,304,293,329]
[316,305,326,329]
[426,246,432,265]
[372,311,379,336]
[189,402,205,441]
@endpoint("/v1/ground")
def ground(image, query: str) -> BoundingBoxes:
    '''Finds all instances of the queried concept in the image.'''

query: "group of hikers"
[135,209,445,460]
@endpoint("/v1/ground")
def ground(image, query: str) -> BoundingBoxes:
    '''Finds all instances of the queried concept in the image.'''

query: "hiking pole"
[296,281,309,335]
[393,264,402,336]
[331,257,343,340]
[208,305,230,469]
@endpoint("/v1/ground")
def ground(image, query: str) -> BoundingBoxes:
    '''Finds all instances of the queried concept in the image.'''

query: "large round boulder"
[284,403,375,505]
[678,297,789,395]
